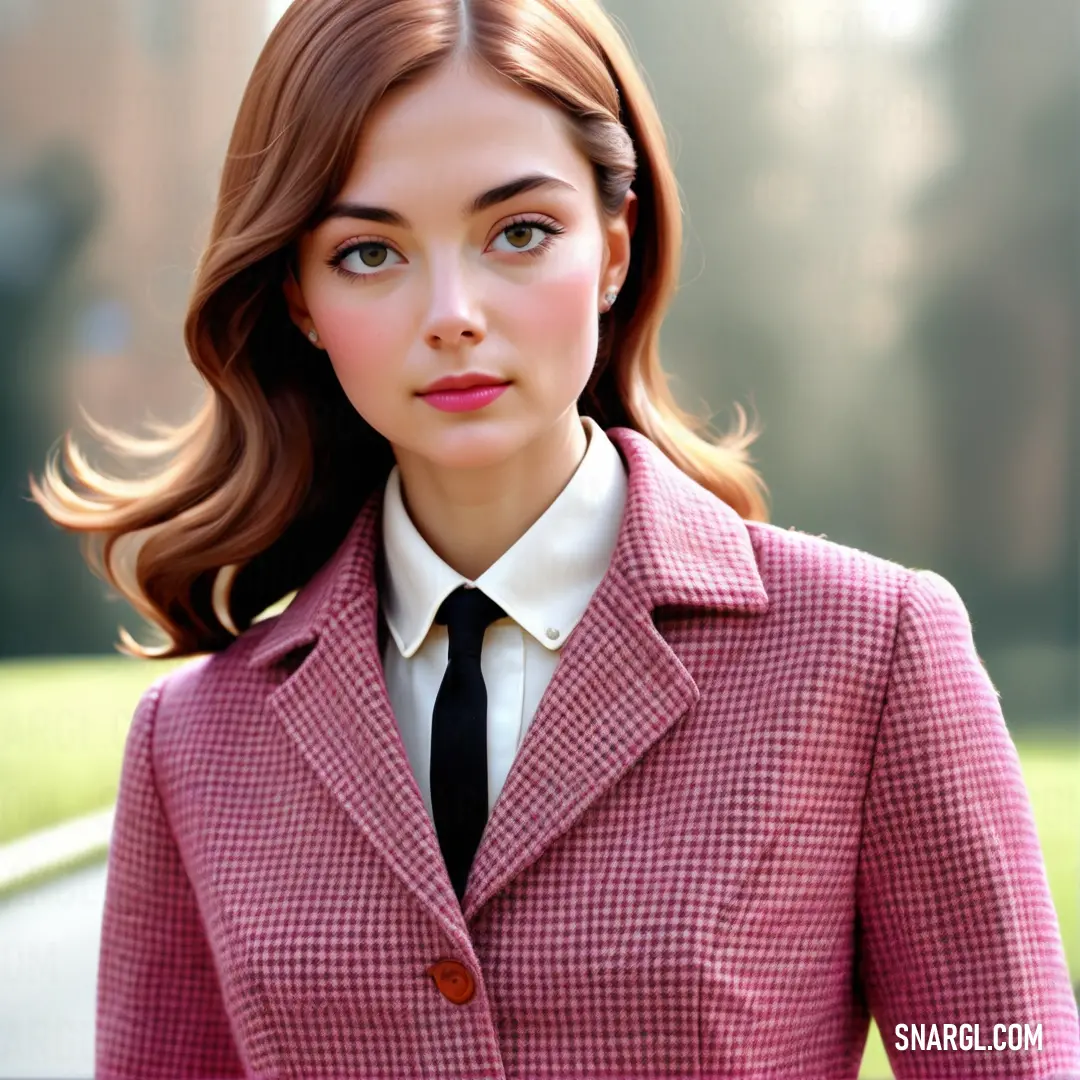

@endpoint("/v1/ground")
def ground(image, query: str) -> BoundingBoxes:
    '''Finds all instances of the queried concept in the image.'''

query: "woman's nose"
[420,257,487,347]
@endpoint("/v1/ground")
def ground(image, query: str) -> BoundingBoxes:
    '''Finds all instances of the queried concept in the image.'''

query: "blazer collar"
[381,415,628,659]
[249,424,768,669]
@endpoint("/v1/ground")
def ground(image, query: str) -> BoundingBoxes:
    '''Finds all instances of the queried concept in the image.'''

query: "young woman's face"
[284,58,634,473]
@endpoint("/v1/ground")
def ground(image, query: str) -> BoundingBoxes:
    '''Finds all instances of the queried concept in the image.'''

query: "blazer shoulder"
[142,617,283,741]
[740,522,982,686]
[743,518,917,603]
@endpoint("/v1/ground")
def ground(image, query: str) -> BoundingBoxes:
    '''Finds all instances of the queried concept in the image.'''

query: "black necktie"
[430,585,506,903]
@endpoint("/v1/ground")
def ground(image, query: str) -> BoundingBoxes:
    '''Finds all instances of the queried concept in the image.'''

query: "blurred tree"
[905,0,1078,650]
[0,144,118,655]
[604,0,786,467]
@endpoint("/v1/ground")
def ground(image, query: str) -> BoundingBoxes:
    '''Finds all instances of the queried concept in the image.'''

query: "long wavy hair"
[30,0,769,660]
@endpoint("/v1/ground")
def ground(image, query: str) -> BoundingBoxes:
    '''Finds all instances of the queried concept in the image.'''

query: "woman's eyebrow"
[317,173,577,230]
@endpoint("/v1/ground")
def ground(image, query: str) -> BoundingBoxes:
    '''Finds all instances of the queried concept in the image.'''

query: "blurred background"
[2,0,1076,726]
[0,1,1076,1077]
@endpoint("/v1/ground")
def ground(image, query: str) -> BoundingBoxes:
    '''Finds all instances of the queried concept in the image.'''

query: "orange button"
[426,959,476,1004]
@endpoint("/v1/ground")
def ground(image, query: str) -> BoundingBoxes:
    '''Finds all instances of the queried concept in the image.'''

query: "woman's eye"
[334,242,403,276]
[492,223,547,253]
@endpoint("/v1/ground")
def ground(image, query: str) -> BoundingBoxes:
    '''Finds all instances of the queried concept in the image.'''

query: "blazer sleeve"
[96,677,246,1080]
[855,569,1080,1079]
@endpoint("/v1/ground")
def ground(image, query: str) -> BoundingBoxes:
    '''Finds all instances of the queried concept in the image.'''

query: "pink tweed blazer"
[96,425,1080,1080]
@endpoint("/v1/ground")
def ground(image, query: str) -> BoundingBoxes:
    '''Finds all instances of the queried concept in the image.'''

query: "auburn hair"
[30,0,769,659]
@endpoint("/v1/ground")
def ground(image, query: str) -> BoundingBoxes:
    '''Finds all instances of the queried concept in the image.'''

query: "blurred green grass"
[0,656,1075,1080]
[0,656,188,842]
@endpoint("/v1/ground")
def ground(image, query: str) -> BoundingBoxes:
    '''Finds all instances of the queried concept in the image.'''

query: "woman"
[32,0,1080,1077]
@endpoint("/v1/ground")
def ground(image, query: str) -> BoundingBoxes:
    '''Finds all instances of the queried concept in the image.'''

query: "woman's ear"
[282,265,310,331]
[602,189,637,293]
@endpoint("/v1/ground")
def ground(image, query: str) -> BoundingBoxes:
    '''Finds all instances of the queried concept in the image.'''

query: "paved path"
[0,859,104,1079]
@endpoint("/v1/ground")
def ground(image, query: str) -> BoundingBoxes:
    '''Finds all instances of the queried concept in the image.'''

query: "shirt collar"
[381,415,628,658]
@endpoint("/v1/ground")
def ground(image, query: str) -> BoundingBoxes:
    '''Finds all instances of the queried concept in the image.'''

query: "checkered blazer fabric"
[95,425,1080,1080]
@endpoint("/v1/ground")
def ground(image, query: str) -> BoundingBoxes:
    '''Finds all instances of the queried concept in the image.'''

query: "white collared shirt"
[380,414,628,822]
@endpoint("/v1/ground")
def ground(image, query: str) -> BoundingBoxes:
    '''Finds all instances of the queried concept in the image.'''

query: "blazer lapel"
[251,492,475,954]
[462,426,769,918]
[249,425,769,938]
[460,565,700,920]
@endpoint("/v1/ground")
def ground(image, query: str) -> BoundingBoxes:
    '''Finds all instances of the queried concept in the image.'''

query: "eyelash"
[324,214,566,282]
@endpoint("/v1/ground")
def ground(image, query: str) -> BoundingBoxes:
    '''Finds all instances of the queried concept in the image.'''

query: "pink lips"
[419,383,511,412]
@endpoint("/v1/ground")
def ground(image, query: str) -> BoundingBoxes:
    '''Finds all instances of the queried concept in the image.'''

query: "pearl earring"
[307,329,318,343]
